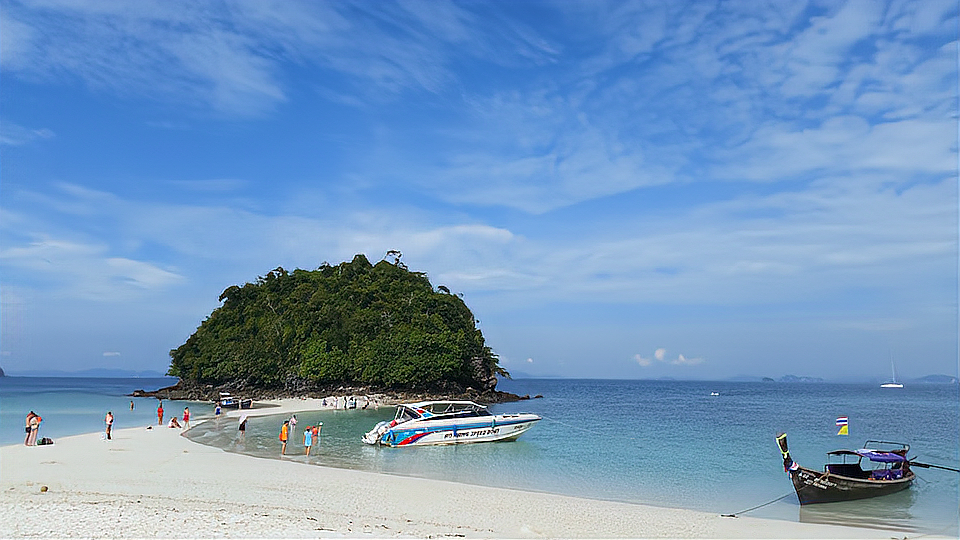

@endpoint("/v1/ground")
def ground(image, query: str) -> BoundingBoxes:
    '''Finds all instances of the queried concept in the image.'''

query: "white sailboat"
[881,358,903,388]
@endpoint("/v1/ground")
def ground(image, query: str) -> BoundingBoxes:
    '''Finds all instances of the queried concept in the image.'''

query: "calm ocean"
[2,376,957,534]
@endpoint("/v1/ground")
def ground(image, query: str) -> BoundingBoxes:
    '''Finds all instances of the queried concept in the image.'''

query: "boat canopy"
[827,449,908,463]
[393,401,491,423]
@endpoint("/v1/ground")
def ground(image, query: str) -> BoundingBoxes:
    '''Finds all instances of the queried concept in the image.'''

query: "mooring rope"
[720,490,796,518]
[539,415,637,440]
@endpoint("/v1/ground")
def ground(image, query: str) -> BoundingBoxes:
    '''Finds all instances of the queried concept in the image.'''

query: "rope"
[539,415,637,440]
[720,490,795,518]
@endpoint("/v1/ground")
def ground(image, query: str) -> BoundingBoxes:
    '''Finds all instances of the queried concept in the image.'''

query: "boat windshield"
[394,406,424,423]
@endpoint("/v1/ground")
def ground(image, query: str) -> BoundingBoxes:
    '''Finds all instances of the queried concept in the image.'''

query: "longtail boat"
[776,433,914,504]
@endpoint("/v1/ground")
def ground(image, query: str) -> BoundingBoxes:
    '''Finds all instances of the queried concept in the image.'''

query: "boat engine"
[362,421,391,445]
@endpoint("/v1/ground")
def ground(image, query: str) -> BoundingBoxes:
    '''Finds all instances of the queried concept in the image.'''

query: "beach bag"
[37,437,53,445]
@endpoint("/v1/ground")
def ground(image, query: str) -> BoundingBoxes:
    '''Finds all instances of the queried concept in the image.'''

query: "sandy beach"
[0,399,939,539]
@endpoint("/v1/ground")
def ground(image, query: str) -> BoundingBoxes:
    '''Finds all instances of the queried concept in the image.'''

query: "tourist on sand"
[24,412,37,446]
[279,420,289,455]
[26,412,41,446]
[303,425,313,456]
[29,413,41,446]
[104,411,114,440]
[168,417,181,428]
[182,407,190,430]
[157,401,164,425]
[238,415,248,440]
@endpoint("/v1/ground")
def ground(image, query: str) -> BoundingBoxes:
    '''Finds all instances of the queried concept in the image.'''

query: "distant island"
[159,254,513,402]
[3,368,168,378]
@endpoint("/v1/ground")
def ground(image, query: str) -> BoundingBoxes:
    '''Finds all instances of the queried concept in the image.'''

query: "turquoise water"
[2,377,957,534]
[0,377,207,444]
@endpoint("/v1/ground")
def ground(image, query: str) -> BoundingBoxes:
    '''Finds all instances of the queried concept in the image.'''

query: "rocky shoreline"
[130,378,538,405]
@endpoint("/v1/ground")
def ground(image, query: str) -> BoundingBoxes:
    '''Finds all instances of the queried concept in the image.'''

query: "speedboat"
[362,400,541,447]
[776,434,915,504]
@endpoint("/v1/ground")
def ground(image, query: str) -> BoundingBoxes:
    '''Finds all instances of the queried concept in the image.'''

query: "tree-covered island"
[155,253,521,402]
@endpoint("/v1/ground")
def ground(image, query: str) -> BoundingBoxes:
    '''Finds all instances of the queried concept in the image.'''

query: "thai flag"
[836,416,848,426]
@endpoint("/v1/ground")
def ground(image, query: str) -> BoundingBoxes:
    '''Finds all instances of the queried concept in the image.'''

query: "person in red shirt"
[157,402,164,426]
[182,407,190,430]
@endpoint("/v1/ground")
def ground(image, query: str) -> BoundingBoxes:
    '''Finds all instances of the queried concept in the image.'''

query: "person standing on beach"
[279,420,289,455]
[182,407,190,430]
[313,423,321,450]
[157,401,164,425]
[289,414,297,437]
[104,411,114,440]
[303,425,313,456]
[214,402,222,418]
[24,412,36,445]
[26,412,41,446]
[130,400,135,411]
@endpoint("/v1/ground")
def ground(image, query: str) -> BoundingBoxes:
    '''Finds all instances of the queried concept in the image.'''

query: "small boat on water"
[776,433,914,504]
[362,400,541,447]
[881,359,903,388]
[217,392,253,409]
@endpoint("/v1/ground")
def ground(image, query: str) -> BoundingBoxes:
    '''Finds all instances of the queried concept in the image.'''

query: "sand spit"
[0,399,936,539]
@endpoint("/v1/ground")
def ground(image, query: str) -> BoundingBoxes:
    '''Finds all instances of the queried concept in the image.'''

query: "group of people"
[279,415,322,456]
[155,401,191,430]
[321,396,375,410]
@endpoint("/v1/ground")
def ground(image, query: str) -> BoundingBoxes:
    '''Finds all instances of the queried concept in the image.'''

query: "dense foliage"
[168,254,506,392]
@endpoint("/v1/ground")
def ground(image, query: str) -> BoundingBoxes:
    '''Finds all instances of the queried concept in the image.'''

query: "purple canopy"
[856,449,907,463]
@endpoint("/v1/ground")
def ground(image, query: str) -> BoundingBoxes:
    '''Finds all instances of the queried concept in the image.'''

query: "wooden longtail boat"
[776,433,915,504]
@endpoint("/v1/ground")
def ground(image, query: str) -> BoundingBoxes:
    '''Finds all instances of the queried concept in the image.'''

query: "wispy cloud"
[1,1,557,115]
[0,121,54,146]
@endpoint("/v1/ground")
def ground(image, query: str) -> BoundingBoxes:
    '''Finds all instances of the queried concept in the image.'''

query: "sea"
[2,376,957,535]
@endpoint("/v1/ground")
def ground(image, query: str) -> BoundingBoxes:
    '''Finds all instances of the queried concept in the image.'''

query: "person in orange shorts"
[157,401,164,426]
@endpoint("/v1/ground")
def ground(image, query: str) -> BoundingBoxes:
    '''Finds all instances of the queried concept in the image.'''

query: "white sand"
[0,399,935,538]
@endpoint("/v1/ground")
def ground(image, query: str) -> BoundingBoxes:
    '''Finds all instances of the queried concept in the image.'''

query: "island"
[152,253,518,402]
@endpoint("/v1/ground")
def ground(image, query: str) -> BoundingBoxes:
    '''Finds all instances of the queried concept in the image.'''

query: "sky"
[1,0,957,381]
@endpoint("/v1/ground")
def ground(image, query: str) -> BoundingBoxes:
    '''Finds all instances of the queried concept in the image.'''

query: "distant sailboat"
[881,358,903,388]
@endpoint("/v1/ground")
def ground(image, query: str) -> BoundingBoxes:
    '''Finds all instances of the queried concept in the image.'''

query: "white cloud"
[671,354,703,366]
[1,1,557,115]
[0,122,54,146]
[634,348,704,367]
[634,354,652,367]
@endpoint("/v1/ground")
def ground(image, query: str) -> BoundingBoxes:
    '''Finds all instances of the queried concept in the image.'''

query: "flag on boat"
[837,424,849,436]
[835,416,848,426]
[836,416,849,436]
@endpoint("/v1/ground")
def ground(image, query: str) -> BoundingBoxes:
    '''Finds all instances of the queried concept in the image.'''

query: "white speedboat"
[362,400,541,447]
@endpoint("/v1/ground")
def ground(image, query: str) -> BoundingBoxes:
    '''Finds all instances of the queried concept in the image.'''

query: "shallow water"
[186,379,959,534]
[3,376,957,534]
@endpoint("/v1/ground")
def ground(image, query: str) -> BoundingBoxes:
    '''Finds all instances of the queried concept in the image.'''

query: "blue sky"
[1,0,957,380]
